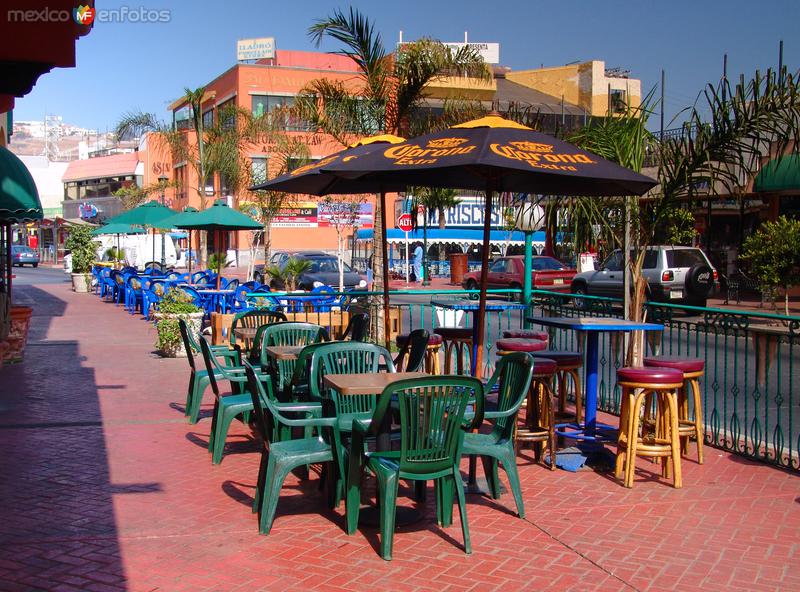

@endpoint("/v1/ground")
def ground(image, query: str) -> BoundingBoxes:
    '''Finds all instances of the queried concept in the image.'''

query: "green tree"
[295,7,489,340]
[741,216,800,316]
[64,225,98,274]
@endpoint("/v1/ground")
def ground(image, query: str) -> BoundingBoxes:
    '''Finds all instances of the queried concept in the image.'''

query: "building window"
[219,172,233,196]
[202,109,214,129]
[251,95,310,131]
[217,98,236,130]
[251,157,268,185]
[609,89,627,114]
[174,105,192,130]
[174,165,187,202]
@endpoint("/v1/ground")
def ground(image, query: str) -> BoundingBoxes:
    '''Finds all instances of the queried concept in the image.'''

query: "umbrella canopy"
[91,223,146,236]
[157,206,199,230]
[320,115,656,195]
[172,199,261,231]
[321,115,658,378]
[248,134,408,195]
[104,200,178,227]
[0,145,42,222]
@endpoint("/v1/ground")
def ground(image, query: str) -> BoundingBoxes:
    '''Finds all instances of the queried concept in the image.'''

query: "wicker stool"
[644,356,705,464]
[615,366,684,489]
[396,332,443,374]
[532,350,584,423]
[433,327,473,374]
[512,356,558,470]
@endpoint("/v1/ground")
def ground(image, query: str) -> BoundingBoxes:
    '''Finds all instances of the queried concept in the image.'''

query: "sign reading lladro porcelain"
[382,137,597,172]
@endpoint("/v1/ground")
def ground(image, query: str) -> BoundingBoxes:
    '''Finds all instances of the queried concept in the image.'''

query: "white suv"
[570,246,718,308]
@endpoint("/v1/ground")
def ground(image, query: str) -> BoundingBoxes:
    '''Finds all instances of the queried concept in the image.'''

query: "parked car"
[253,250,367,291]
[570,245,718,308]
[461,255,576,300]
[11,245,39,267]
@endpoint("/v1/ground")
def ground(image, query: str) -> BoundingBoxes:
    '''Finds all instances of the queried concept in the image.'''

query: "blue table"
[431,299,528,376]
[526,316,663,442]
[197,289,235,313]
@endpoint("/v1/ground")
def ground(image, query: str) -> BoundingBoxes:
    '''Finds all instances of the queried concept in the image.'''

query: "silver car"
[570,246,718,308]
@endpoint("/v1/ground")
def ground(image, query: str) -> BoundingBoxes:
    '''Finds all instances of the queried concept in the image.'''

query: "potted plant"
[207,251,230,278]
[152,288,204,357]
[65,225,98,293]
[265,257,312,292]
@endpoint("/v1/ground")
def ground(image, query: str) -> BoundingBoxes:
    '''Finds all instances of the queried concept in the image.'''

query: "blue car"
[11,245,39,267]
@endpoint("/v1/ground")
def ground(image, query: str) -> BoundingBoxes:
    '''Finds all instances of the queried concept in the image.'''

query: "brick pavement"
[0,282,799,591]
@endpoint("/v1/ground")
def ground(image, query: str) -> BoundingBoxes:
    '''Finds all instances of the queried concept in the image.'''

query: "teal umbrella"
[105,201,178,271]
[159,207,199,275]
[172,199,262,287]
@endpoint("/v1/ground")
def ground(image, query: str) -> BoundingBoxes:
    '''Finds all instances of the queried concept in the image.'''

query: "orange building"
[159,49,377,263]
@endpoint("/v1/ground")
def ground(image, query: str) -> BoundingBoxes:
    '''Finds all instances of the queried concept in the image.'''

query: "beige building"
[506,60,641,117]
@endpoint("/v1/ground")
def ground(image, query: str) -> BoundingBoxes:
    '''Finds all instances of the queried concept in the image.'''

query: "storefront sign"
[318,202,373,229]
[79,203,98,219]
[237,37,275,61]
[272,200,318,227]
[442,41,500,64]
[399,197,505,228]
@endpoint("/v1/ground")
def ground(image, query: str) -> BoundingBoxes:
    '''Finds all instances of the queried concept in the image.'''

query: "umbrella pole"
[473,186,494,379]
[216,230,221,290]
[151,228,155,271]
[380,191,391,350]
[187,229,192,277]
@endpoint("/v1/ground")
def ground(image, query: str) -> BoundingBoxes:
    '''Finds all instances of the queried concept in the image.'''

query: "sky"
[12,0,800,133]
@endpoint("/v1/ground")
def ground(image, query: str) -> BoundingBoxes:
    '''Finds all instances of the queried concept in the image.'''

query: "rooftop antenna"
[399,30,403,44]
[464,31,468,44]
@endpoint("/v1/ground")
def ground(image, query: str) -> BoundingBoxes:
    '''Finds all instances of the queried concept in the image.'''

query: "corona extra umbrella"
[170,199,262,288]
[320,114,657,377]
[248,134,407,346]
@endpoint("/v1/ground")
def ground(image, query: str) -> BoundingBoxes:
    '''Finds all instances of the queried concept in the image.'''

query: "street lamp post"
[158,174,168,270]
[515,201,545,328]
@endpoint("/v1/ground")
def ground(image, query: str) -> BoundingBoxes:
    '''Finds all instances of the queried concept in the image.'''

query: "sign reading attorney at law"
[237,37,275,61]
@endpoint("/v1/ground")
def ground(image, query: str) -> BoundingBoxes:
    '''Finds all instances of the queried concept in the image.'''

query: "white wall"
[17,155,69,214]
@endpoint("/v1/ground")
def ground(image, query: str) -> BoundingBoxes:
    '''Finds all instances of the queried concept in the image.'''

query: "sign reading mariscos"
[383,137,596,172]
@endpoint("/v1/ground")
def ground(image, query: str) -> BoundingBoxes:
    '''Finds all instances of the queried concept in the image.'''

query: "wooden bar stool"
[643,356,705,464]
[513,357,558,470]
[434,327,473,374]
[532,350,584,423]
[395,332,443,374]
[615,366,685,489]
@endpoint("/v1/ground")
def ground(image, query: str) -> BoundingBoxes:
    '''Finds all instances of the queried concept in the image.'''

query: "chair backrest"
[178,318,199,372]
[258,322,329,394]
[289,341,338,400]
[191,271,209,285]
[485,352,535,441]
[395,329,429,372]
[223,278,240,291]
[150,279,166,298]
[375,376,480,476]
[178,286,204,308]
[127,275,142,291]
[341,312,370,341]
[230,309,288,351]
[309,341,394,416]
[244,360,276,444]
[121,266,137,274]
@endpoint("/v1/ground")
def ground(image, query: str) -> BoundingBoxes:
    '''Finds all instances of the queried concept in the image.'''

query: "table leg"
[584,332,599,438]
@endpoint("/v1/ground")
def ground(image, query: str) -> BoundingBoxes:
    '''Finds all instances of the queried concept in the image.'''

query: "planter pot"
[153,311,204,358]
[4,306,33,364]
[71,273,92,293]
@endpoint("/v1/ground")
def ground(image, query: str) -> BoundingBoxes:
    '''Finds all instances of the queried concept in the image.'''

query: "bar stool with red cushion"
[531,350,584,423]
[396,332,443,374]
[615,366,684,489]
[497,339,558,470]
[433,327,473,374]
[503,329,549,343]
[643,356,705,464]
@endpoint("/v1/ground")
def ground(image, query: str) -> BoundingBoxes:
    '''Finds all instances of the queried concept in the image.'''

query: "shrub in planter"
[153,288,203,357]
[65,226,98,292]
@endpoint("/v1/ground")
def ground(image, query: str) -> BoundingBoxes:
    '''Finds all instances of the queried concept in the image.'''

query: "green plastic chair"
[287,341,338,403]
[198,336,265,464]
[257,322,330,399]
[460,352,535,518]
[345,376,481,560]
[308,341,395,433]
[229,308,288,356]
[243,361,341,535]
[178,319,239,424]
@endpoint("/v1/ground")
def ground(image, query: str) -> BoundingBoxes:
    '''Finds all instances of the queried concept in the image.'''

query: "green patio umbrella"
[92,223,145,269]
[105,200,178,271]
[158,207,199,275]
[171,199,262,287]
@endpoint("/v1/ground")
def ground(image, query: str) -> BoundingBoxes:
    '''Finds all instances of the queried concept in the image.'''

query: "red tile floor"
[1,283,799,592]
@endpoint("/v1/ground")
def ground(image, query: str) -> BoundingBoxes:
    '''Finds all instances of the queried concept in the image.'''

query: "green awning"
[754,155,800,193]
[0,145,42,222]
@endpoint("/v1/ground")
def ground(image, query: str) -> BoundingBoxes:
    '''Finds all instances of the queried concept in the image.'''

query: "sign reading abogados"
[237,37,275,61]
[383,137,596,171]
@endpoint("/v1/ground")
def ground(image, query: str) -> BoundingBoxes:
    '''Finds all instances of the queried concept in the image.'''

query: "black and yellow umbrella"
[321,115,657,376]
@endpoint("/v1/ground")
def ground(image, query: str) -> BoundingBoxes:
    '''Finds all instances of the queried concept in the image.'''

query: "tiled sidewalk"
[0,283,798,592]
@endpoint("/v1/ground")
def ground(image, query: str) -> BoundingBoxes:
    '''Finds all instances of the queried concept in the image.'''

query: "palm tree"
[295,7,490,341]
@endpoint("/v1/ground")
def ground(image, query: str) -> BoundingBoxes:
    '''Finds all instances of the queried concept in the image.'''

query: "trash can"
[449,252,468,286]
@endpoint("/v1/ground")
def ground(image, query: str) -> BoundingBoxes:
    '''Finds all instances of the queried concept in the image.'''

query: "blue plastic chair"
[124,275,144,315]
[310,285,336,312]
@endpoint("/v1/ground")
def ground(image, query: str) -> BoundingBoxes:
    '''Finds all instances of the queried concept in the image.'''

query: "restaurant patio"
[1,280,798,592]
